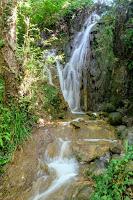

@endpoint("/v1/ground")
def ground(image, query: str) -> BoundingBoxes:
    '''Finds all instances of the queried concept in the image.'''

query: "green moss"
[43,84,64,118]
[108,112,122,125]
[0,39,4,48]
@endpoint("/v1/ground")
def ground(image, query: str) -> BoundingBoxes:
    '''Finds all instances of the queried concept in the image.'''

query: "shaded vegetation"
[0,77,34,172]
[0,4,132,200]
[1,0,93,171]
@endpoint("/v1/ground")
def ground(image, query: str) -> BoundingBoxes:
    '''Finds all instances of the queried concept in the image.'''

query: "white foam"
[32,139,78,200]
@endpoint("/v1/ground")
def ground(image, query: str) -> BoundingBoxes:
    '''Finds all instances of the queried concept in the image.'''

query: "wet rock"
[82,153,111,177]
[38,159,49,175]
[110,143,122,154]
[108,112,122,125]
[70,121,81,129]
[98,153,111,167]
[122,116,133,127]
[98,111,108,119]
[72,140,116,163]
[116,125,128,139]
[128,129,133,145]
[67,181,93,200]
[58,113,65,119]
[84,162,105,177]
[46,141,59,158]
[86,112,97,120]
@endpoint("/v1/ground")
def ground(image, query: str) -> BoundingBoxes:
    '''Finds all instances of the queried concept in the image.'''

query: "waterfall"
[56,12,100,113]
[43,50,55,86]
[93,0,113,5]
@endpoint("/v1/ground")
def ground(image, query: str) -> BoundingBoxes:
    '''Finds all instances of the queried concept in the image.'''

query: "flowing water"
[0,2,122,200]
[43,50,55,86]
[30,13,101,199]
[0,116,120,200]
[56,13,100,113]
[32,139,78,200]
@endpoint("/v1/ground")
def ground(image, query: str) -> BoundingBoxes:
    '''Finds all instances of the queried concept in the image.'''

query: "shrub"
[0,77,34,172]
[91,145,133,200]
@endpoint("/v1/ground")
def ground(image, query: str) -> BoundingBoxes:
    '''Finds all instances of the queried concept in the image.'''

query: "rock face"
[72,140,121,163]
[0,118,120,200]
[67,180,93,200]
[63,2,133,112]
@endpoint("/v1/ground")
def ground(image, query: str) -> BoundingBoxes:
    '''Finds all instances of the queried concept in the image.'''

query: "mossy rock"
[116,125,128,139]
[86,112,97,120]
[101,103,116,113]
[108,112,122,125]
[70,121,81,129]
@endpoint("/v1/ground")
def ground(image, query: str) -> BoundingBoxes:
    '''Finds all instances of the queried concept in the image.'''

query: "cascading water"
[56,12,100,113]
[32,139,78,200]
[43,50,55,86]
[31,12,103,200]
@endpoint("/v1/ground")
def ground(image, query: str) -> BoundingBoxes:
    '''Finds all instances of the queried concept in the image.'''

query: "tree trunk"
[0,0,19,100]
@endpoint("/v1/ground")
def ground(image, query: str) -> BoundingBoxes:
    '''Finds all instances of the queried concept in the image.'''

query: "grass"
[0,77,35,174]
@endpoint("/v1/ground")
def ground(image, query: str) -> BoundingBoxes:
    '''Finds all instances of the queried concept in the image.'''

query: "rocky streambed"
[0,115,123,200]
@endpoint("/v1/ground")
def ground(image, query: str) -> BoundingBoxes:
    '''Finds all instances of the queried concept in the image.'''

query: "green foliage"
[0,103,34,169]
[67,0,93,13]
[122,18,133,70]
[95,13,116,70]
[0,77,5,102]
[18,0,92,29]
[0,39,4,48]
[17,10,65,118]
[91,146,133,200]
[0,77,34,172]
[43,85,62,117]
[113,0,133,70]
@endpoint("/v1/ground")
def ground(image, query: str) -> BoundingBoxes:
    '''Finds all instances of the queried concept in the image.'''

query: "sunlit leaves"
[91,146,133,200]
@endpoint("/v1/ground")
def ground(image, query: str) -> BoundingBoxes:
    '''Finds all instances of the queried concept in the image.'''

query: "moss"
[108,112,122,126]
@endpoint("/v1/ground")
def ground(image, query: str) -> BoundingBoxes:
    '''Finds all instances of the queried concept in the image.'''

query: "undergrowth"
[91,145,133,200]
[0,77,35,173]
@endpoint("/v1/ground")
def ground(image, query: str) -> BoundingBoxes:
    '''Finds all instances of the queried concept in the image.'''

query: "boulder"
[45,141,59,158]
[116,125,128,139]
[122,116,133,127]
[86,112,97,120]
[108,112,122,125]
[67,181,93,200]
[110,143,122,154]
[127,129,133,146]
[70,121,81,129]
[72,140,118,163]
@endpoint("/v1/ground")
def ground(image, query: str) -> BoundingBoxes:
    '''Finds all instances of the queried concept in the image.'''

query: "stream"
[0,2,121,200]
[0,116,121,200]
[32,138,78,200]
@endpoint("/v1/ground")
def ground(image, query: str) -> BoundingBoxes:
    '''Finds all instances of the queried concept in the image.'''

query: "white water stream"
[34,10,109,200]
[32,139,78,200]
[56,13,100,113]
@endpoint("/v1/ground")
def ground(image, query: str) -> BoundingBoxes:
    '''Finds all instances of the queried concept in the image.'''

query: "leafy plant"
[43,84,63,117]
[0,104,35,170]
[0,77,35,172]
[0,39,4,48]
[91,145,133,200]
[0,77,5,102]
[17,0,92,30]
